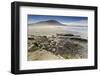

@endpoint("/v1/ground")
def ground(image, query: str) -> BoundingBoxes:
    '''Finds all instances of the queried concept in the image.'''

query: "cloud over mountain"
[64,20,88,26]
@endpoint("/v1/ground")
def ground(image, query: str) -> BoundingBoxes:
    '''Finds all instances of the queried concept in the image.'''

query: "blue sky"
[28,15,88,25]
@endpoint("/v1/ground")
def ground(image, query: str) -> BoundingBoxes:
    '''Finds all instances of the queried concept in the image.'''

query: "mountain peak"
[29,20,64,26]
[37,20,62,25]
[45,20,60,23]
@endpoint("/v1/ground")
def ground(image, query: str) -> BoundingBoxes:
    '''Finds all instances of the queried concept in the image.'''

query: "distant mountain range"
[28,20,65,26]
[28,20,87,27]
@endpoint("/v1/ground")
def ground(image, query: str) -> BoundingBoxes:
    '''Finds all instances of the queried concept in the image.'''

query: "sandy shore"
[28,50,65,61]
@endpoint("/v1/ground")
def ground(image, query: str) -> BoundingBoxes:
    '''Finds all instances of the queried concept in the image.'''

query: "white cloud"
[64,20,88,26]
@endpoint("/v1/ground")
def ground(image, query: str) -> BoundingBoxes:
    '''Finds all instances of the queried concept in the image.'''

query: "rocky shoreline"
[28,33,88,61]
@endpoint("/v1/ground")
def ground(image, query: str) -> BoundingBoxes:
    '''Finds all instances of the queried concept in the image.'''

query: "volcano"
[29,20,65,26]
